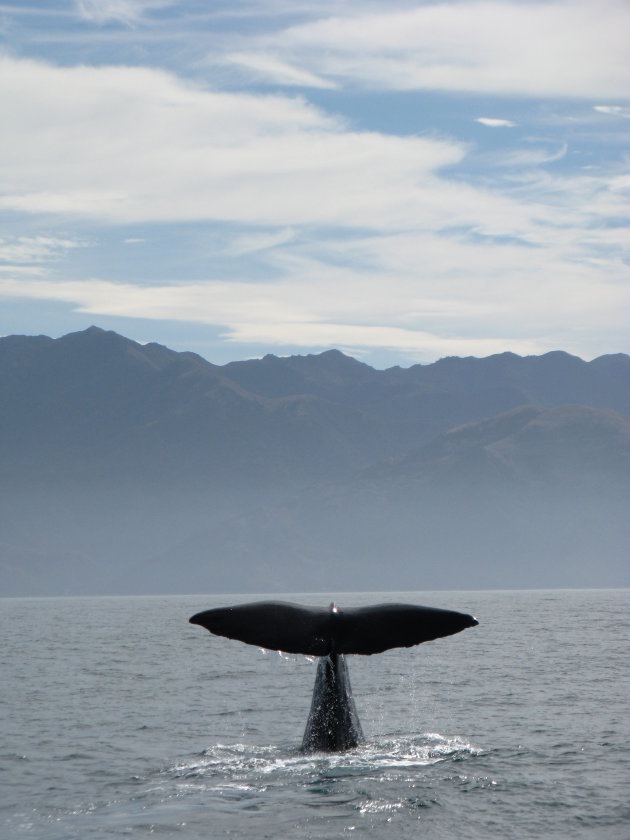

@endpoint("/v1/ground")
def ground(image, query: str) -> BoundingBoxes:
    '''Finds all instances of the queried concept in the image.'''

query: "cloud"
[1,208,628,361]
[476,118,516,128]
[3,55,605,242]
[75,0,172,26]
[492,141,568,168]
[594,105,630,119]
[1,41,628,364]
[0,273,525,359]
[0,55,475,230]
[234,1,630,98]
[224,52,336,89]
[0,235,85,265]
[227,227,296,256]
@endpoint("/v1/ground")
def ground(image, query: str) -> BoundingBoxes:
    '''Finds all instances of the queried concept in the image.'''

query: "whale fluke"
[189,600,478,752]
[189,600,478,656]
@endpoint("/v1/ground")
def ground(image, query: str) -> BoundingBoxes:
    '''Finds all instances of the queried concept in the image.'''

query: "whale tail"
[190,600,478,753]
[189,600,478,656]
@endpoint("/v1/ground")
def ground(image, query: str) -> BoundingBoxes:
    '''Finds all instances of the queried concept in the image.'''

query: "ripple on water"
[164,731,481,800]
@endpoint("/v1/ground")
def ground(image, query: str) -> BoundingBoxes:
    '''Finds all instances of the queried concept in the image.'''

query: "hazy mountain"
[224,348,630,451]
[1,327,629,595]
[0,327,385,488]
[146,405,630,593]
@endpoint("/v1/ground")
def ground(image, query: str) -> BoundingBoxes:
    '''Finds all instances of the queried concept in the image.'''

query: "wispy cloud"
[0,56,468,228]
[2,201,629,361]
[1,2,628,364]
[476,118,516,128]
[0,235,85,265]
[75,0,173,26]
[224,52,336,89]
[227,1,630,98]
[1,237,626,357]
[594,104,630,119]
[493,141,569,168]
[226,227,296,256]
[5,55,608,242]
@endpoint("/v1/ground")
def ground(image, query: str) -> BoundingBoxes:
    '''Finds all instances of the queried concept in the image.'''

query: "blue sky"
[1,0,629,366]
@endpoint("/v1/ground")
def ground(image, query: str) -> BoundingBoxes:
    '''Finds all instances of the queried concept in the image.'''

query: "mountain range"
[1,326,629,595]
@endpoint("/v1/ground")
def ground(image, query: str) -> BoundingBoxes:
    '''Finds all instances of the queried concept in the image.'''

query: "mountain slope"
[223,348,630,452]
[162,405,629,593]
[1,327,628,594]
[0,327,387,487]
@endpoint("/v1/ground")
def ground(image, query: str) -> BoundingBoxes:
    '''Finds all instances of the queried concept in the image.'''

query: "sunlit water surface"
[1,590,628,838]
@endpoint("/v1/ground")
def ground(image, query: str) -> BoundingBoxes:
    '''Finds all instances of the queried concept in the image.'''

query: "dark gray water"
[1,590,628,838]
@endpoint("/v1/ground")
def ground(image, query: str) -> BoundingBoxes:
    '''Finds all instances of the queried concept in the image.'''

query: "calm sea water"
[1,590,628,839]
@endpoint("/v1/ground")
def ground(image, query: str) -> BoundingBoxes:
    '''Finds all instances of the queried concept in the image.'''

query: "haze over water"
[2,589,628,838]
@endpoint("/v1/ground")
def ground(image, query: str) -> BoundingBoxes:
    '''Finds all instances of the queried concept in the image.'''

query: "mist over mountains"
[1,327,629,595]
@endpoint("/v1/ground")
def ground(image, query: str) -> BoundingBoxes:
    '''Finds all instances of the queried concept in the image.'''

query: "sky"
[0,0,629,367]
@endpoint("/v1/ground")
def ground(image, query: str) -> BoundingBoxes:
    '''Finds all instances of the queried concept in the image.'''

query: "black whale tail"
[189,601,478,656]
[190,600,478,753]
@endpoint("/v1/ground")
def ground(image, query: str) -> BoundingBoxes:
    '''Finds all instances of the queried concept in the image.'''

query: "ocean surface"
[1,589,628,839]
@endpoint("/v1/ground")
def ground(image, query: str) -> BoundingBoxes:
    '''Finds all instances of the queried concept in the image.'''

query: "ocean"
[1,589,628,838]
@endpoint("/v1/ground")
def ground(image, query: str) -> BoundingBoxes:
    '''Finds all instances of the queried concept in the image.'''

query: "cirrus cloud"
[76,0,173,26]
[0,56,468,228]
[594,104,630,119]
[476,117,516,128]
[1,0,629,365]
[223,1,630,99]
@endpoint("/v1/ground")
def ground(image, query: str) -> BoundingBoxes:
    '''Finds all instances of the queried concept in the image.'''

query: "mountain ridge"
[1,326,628,595]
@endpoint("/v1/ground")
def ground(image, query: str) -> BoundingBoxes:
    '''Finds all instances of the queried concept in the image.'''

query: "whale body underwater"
[189,601,478,752]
